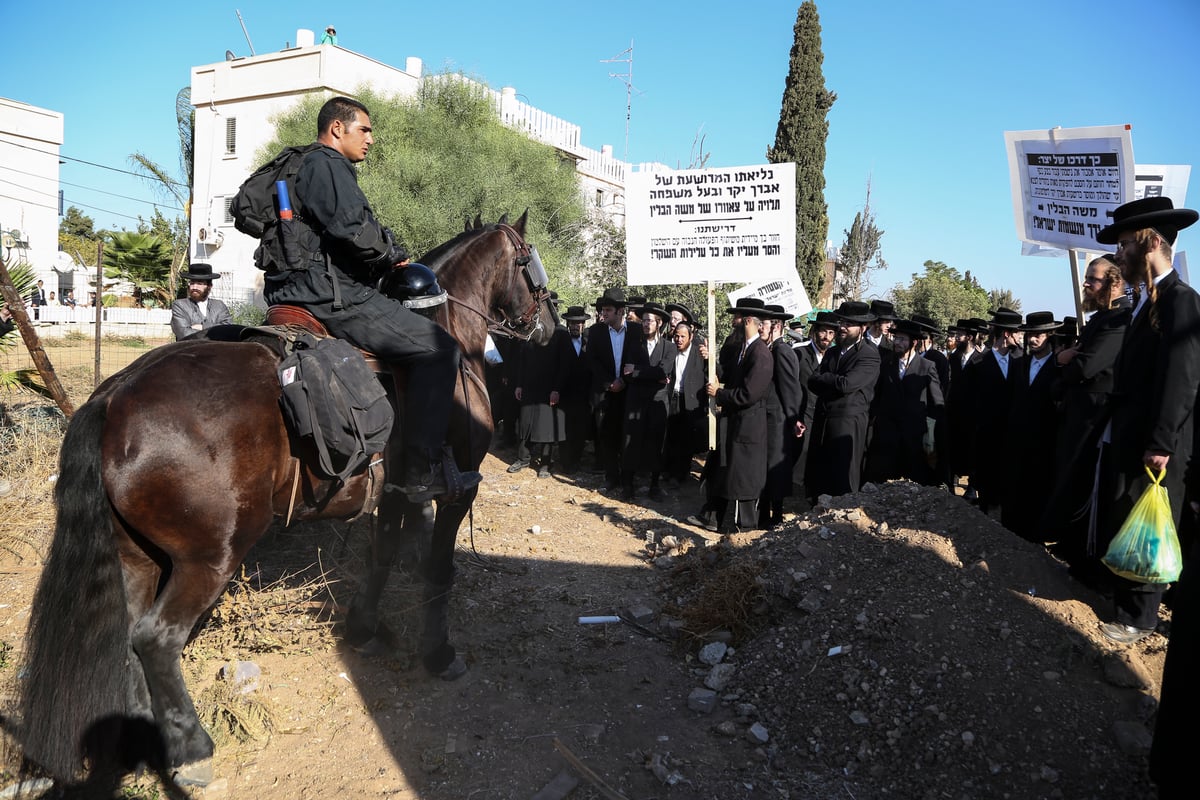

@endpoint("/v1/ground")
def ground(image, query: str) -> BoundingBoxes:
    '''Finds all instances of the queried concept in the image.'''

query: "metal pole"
[707,280,717,450]
[1069,249,1084,327]
[94,240,103,389]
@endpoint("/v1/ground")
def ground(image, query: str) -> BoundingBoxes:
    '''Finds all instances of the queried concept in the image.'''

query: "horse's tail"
[18,398,130,780]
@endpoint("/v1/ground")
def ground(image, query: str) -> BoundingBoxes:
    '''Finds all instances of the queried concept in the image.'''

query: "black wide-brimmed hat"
[640,301,671,324]
[1096,197,1198,245]
[788,318,807,330]
[948,318,971,334]
[869,299,898,321]
[1058,315,1078,339]
[989,308,1023,330]
[833,300,877,325]
[911,313,940,335]
[890,318,924,339]
[726,297,770,318]
[810,311,840,330]
[764,303,791,320]
[665,302,696,326]
[967,318,991,335]
[181,263,220,282]
[594,287,627,309]
[562,305,589,322]
[1018,310,1060,333]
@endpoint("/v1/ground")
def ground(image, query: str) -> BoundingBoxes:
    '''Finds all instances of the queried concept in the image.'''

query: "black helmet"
[381,263,447,310]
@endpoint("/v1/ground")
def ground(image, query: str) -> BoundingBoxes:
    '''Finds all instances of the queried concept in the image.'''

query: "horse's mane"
[421,225,502,273]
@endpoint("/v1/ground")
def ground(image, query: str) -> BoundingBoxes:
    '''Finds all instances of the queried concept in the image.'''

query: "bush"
[229,302,266,326]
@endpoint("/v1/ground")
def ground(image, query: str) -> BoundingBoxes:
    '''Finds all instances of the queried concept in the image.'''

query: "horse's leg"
[113,520,163,723]
[128,559,234,785]
[420,488,476,679]
[345,487,432,652]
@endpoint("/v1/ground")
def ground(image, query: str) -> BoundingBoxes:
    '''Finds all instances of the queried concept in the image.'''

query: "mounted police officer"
[263,95,479,502]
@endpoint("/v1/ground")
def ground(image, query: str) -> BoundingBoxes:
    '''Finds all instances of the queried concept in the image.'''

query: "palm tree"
[103,231,173,307]
[988,287,1021,313]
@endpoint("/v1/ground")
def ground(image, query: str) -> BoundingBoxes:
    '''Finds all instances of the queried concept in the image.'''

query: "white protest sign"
[1005,125,1135,251]
[1020,164,1191,258]
[726,271,813,318]
[625,163,797,285]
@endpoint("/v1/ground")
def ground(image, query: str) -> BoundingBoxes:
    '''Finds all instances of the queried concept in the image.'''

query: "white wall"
[0,98,65,293]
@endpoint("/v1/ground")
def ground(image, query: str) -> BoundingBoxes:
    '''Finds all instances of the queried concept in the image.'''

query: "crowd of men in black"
[487,197,1200,797]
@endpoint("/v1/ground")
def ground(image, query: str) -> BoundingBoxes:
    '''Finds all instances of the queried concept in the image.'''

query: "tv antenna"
[235,9,256,56]
[601,40,639,165]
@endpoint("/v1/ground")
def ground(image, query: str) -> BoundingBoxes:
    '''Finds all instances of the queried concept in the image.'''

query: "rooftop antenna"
[235,9,256,56]
[601,40,639,165]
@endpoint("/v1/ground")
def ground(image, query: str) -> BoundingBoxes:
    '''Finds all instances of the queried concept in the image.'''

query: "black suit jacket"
[586,321,649,408]
[668,344,707,413]
[809,339,881,419]
[715,336,774,499]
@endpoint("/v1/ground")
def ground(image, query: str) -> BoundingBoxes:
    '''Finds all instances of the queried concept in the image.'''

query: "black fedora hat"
[665,302,696,326]
[562,305,589,322]
[809,311,840,330]
[890,318,924,339]
[833,300,877,325]
[910,313,940,335]
[948,318,971,334]
[989,307,1023,330]
[764,303,791,320]
[181,263,220,282]
[1096,197,1198,245]
[726,297,770,318]
[788,317,807,330]
[868,299,898,321]
[967,318,990,335]
[1058,315,1078,339]
[594,287,627,309]
[1018,310,1060,332]
[640,301,671,324]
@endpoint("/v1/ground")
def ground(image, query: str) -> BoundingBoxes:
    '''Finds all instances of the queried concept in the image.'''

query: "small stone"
[877,522,889,534]
[688,687,718,714]
[849,710,870,725]
[1112,720,1153,756]
[530,524,542,534]
[817,493,834,507]
[861,482,878,494]
[799,591,823,613]
[746,722,770,744]
[961,731,975,747]
[653,555,675,569]
[1040,765,1060,783]
[201,777,230,798]
[714,720,739,737]
[659,534,679,550]
[846,509,862,521]
[578,723,606,743]
[1042,671,1060,681]
[699,641,728,666]
[705,662,737,691]
[626,604,655,624]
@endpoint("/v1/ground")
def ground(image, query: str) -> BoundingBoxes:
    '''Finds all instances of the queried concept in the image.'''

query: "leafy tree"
[59,206,96,240]
[261,79,587,298]
[767,1,836,302]
[0,261,38,389]
[58,233,98,269]
[888,260,991,332]
[987,287,1022,314]
[137,209,189,294]
[836,180,886,302]
[103,231,173,307]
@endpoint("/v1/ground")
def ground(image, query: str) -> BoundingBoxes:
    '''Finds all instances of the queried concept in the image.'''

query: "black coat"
[1103,272,1200,543]
[866,353,944,485]
[586,320,650,473]
[807,339,881,497]
[968,347,1023,504]
[515,327,572,442]
[1001,353,1060,539]
[946,347,982,476]
[714,337,774,500]
[763,340,805,498]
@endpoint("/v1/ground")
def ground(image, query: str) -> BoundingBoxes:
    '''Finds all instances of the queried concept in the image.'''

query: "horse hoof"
[436,656,468,681]
[173,758,214,787]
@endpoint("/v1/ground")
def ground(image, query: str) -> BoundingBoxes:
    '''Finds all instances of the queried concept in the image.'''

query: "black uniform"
[265,145,459,472]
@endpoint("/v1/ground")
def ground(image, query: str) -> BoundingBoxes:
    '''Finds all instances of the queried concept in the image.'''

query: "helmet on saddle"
[381,263,447,314]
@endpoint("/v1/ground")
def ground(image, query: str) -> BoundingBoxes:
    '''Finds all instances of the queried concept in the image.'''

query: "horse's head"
[419,211,557,346]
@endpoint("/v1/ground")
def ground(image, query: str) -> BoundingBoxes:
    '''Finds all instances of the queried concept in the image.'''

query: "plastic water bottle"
[276,180,293,220]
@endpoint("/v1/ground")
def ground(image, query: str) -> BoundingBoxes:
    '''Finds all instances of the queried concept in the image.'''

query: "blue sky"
[3,0,1198,318]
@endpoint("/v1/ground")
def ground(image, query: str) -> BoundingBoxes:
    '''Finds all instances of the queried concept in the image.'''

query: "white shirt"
[645,336,659,358]
[673,348,691,393]
[608,323,627,381]
[739,333,760,363]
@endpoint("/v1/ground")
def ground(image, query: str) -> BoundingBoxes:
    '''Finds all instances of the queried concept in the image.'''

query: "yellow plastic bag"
[1102,467,1183,583]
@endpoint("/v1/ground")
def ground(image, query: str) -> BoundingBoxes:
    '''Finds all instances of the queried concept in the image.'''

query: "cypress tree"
[767,1,836,302]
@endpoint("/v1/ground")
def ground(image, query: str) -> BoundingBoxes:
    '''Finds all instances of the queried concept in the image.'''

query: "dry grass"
[662,545,767,645]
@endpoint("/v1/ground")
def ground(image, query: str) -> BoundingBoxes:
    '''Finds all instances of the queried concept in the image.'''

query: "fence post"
[94,240,103,389]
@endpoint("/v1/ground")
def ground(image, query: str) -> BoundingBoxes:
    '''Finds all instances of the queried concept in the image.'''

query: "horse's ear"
[514,209,529,236]
[498,213,509,226]
[463,218,471,232]
[472,214,482,229]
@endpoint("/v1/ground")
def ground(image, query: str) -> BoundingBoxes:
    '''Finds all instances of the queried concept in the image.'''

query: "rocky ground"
[0,429,1168,799]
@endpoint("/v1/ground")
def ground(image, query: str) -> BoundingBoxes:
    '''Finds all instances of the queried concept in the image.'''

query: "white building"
[190,31,637,304]
[0,98,70,292]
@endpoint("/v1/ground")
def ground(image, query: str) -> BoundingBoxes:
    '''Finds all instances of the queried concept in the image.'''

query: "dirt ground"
[0,418,1169,799]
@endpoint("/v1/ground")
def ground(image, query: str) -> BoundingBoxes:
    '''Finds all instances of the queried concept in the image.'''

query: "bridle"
[446,223,552,341]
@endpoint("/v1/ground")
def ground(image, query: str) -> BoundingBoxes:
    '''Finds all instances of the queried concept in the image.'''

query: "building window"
[225,118,237,155]
[223,197,234,223]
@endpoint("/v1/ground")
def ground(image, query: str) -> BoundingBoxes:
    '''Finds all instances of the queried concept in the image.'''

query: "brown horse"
[15,214,555,787]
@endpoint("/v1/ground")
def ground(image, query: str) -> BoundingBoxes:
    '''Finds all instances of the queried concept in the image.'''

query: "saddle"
[264,305,385,373]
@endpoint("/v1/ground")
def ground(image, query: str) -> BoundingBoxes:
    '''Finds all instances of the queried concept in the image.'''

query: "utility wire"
[0,166,184,212]
[0,137,189,188]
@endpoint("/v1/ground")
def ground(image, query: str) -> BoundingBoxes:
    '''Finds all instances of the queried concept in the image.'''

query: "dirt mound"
[676,481,1163,799]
